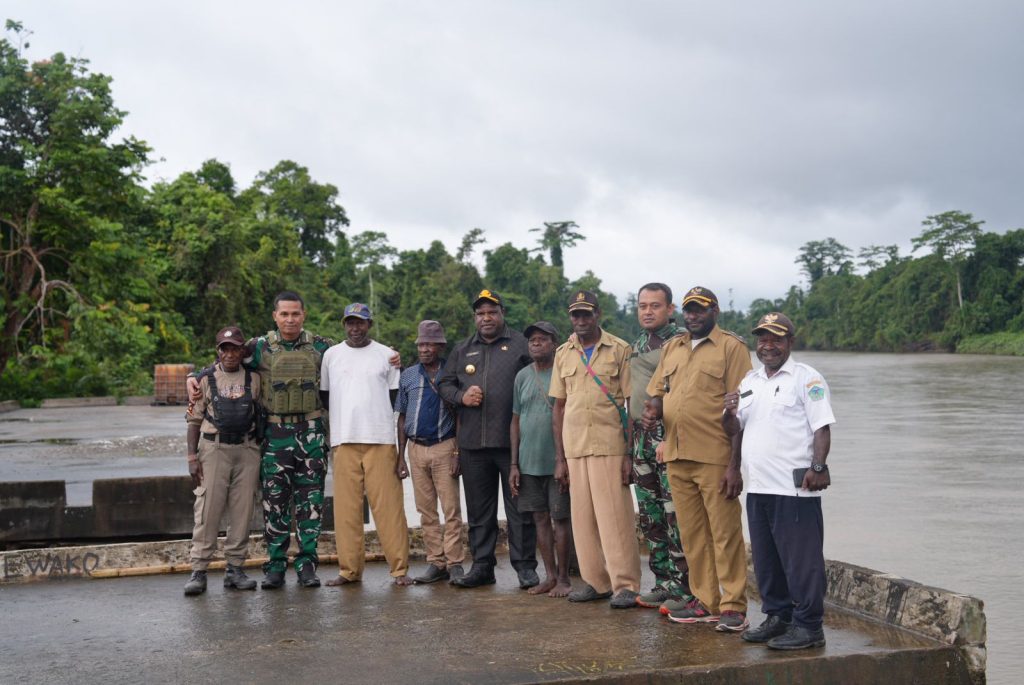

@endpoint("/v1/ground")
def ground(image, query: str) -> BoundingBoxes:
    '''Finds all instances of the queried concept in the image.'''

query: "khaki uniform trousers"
[567,454,641,594]
[408,438,464,567]
[189,437,260,570]
[667,459,747,613]
[333,443,410,580]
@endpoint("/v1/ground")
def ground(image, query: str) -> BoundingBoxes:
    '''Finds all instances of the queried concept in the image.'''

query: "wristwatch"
[810,463,828,473]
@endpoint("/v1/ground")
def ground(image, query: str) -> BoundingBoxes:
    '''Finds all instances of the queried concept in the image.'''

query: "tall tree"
[456,227,486,262]
[0,22,150,371]
[911,210,984,313]
[529,220,585,268]
[795,238,853,285]
[351,230,397,314]
[242,160,348,265]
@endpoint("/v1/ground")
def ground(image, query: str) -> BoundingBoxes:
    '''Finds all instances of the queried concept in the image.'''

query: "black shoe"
[450,566,496,588]
[183,570,207,596]
[767,624,826,650]
[448,565,465,581]
[224,564,257,591]
[567,584,613,603]
[742,615,791,643]
[261,570,286,590]
[296,564,321,588]
[414,564,450,584]
[517,568,540,589]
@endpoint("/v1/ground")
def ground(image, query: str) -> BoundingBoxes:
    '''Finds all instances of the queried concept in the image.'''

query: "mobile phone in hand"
[792,467,808,488]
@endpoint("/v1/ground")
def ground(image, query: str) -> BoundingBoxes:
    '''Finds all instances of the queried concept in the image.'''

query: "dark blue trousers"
[747,493,826,630]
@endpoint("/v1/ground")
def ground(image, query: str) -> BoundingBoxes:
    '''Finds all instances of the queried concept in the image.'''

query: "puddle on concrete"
[0,438,80,445]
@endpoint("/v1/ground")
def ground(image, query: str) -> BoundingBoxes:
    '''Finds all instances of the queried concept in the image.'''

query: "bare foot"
[394,575,414,586]
[527,577,558,595]
[325,576,358,586]
[547,581,572,598]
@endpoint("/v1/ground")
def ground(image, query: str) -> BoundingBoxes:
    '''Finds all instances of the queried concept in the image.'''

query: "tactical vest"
[205,369,255,436]
[262,330,322,421]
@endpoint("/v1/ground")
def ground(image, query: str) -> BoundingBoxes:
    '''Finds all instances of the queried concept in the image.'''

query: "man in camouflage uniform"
[630,283,691,611]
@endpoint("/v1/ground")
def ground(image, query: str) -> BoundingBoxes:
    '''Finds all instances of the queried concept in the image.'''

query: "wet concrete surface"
[0,558,953,685]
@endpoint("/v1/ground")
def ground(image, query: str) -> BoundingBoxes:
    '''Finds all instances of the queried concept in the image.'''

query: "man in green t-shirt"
[510,321,573,597]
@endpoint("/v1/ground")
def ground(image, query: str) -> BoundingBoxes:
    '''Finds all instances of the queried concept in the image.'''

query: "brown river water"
[0,350,1021,681]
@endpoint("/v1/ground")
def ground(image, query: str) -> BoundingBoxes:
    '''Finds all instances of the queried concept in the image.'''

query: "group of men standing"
[184,282,835,651]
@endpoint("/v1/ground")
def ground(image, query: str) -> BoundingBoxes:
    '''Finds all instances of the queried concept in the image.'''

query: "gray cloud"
[9,0,1023,308]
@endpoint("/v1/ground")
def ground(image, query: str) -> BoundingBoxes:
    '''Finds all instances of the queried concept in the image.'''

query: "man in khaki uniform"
[644,286,753,631]
[551,290,642,609]
[184,326,262,596]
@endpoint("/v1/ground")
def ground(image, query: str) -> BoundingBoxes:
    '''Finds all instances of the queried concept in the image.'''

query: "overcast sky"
[8,1,1023,309]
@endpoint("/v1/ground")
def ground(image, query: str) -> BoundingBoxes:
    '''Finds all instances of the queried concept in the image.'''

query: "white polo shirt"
[320,339,400,446]
[736,356,835,497]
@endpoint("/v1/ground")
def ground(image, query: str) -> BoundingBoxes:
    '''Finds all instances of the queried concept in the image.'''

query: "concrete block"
[0,400,19,413]
[0,481,67,542]
[91,476,195,537]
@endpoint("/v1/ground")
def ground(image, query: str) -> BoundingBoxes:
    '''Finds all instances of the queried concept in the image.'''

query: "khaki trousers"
[189,438,260,569]
[667,459,747,613]
[333,443,410,579]
[408,439,464,567]
[567,454,641,594]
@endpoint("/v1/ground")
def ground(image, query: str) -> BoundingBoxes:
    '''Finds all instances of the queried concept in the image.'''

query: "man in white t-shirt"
[320,303,412,586]
[723,312,835,650]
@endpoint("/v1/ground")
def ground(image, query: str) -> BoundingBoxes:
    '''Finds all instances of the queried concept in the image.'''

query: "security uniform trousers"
[567,454,641,594]
[333,443,410,579]
[460,447,537,573]
[408,438,465,567]
[747,493,826,630]
[190,436,260,569]
[667,459,747,614]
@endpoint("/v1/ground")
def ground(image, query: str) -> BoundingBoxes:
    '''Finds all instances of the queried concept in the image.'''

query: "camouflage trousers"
[261,418,327,574]
[632,421,690,598]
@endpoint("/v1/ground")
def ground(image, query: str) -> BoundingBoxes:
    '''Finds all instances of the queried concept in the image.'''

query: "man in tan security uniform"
[643,286,753,631]
[551,290,642,609]
[183,326,262,596]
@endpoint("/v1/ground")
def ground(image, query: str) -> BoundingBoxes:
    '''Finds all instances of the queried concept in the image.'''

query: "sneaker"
[636,587,672,609]
[610,589,640,609]
[716,610,749,632]
[183,570,207,596]
[742,615,791,643]
[567,584,613,603]
[224,564,257,591]
[659,593,696,616]
[767,624,826,650]
[296,564,321,588]
[667,597,719,624]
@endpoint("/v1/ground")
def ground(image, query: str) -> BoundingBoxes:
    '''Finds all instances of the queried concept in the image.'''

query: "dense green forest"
[2,24,1022,402]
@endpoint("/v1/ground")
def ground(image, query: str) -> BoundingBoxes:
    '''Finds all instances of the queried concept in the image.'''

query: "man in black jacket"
[439,290,539,588]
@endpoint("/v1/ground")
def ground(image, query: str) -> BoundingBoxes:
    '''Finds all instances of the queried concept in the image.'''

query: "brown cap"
[415,320,447,344]
[524,321,559,341]
[681,286,718,309]
[752,312,796,337]
[473,289,503,309]
[567,290,599,312]
[216,326,245,347]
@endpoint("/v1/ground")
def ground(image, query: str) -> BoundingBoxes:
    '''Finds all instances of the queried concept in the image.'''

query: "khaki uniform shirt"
[549,330,631,459]
[187,365,262,434]
[646,326,752,466]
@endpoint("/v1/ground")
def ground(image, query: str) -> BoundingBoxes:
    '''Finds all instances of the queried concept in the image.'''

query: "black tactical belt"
[202,432,254,445]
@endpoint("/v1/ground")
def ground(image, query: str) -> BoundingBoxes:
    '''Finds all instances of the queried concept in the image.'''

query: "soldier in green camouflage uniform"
[193,292,331,589]
[630,283,691,610]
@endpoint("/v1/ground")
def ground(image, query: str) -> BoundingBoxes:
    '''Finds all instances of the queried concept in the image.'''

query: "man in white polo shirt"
[321,303,412,587]
[722,312,835,650]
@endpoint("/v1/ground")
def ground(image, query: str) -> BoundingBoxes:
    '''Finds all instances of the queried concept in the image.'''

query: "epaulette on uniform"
[723,330,747,344]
